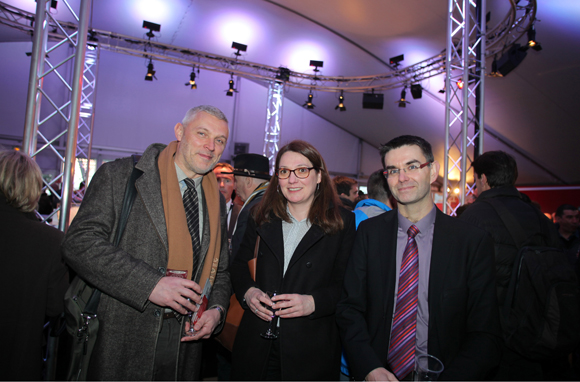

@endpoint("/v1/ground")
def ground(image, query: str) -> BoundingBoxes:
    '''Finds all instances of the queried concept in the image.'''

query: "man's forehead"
[563,210,579,216]
[384,144,426,165]
[187,112,229,136]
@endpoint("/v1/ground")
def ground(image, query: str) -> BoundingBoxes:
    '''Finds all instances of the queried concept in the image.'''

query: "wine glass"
[184,298,197,337]
[260,291,279,339]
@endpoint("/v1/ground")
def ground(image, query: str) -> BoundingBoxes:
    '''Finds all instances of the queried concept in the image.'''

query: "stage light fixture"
[389,54,404,68]
[226,75,235,96]
[489,57,503,77]
[303,90,315,109]
[232,42,247,58]
[310,60,323,80]
[145,59,156,81]
[527,26,542,51]
[457,79,464,89]
[185,68,197,89]
[410,84,422,99]
[335,91,346,111]
[143,20,161,39]
[396,87,410,108]
[276,67,291,82]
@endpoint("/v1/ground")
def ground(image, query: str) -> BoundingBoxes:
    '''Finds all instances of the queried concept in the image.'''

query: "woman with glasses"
[229,140,356,380]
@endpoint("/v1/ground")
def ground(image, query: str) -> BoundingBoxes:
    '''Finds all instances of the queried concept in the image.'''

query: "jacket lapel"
[428,209,452,355]
[286,224,325,271]
[135,146,168,253]
[380,212,399,321]
[257,218,285,271]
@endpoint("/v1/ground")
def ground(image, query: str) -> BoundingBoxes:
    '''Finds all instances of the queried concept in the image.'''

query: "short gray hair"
[182,105,228,126]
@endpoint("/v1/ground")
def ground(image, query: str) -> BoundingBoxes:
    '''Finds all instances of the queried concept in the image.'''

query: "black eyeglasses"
[276,167,315,179]
[383,161,432,179]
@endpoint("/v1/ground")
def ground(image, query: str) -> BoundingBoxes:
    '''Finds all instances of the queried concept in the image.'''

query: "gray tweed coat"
[62,143,230,380]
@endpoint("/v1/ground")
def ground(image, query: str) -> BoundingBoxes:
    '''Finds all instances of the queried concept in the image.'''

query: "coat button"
[158,267,166,275]
[306,262,312,268]
[154,309,161,317]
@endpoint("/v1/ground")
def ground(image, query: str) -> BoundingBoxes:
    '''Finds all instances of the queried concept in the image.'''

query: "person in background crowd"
[333,175,358,211]
[230,140,356,380]
[337,135,501,381]
[0,150,69,380]
[353,169,393,228]
[212,155,270,381]
[225,153,271,262]
[555,204,580,267]
[72,181,86,203]
[339,169,393,380]
[213,162,242,240]
[62,105,231,380]
[460,150,562,380]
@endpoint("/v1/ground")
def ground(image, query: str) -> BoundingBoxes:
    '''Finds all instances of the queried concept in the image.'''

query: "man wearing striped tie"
[337,135,501,381]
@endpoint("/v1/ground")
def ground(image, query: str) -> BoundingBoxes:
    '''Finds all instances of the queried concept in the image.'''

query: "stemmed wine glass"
[260,291,279,339]
[184,298,196,337]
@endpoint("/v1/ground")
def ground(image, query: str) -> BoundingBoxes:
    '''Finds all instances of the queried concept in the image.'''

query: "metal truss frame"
[1,0,537,215]
[443,0,486,216]
[20,0,92,231]
[263,81,284,174]
[72,44,100,206]
[442,0,536,215]
[0,1,535,96]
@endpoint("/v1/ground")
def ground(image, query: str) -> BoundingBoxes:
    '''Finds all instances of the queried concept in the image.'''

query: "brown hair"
[254,140,343,234]
[333,175,358,196]
[0,150,43,213]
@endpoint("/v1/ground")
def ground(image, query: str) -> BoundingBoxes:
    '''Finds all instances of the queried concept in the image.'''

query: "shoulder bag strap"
[482,198,528,248]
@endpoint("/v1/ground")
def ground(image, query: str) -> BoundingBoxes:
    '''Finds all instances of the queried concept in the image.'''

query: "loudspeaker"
[497,44,527,76]
[410,84,422,99]
[362,93,384,109]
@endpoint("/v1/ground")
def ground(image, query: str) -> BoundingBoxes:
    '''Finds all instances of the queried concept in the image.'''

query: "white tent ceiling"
[1,0,579,185]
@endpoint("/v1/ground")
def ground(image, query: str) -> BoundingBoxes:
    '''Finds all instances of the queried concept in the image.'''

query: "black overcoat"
[0,195,69,380]
[230,208,355,380]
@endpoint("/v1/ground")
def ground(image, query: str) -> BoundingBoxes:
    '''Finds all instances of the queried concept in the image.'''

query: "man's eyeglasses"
[277,167,315,179]
[383,161,432,179]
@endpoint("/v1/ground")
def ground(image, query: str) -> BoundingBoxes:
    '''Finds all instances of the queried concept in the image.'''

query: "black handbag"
[63,155,142,381]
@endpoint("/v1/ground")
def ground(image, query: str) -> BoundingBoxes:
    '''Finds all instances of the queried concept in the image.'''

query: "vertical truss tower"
[73,44,100,206]
[443,0,486,215]
[263,81,284,174]
[22,0,92,230]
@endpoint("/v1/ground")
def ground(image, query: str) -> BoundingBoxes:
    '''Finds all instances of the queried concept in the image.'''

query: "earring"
[316,183,320,191]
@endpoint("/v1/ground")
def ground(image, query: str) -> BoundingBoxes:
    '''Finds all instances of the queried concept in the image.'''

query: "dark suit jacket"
[230,183,267,262]
[230,208,356,380]
[336,208,501,381]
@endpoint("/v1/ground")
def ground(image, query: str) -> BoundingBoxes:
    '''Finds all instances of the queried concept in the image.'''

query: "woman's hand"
[244,287,274,321]
[272,293,315,318]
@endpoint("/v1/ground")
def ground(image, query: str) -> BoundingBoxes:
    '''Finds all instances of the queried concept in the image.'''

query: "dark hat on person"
[221,153,271,180]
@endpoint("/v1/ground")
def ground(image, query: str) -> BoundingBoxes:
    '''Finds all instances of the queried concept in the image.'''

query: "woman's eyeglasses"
[276,167,315,179]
